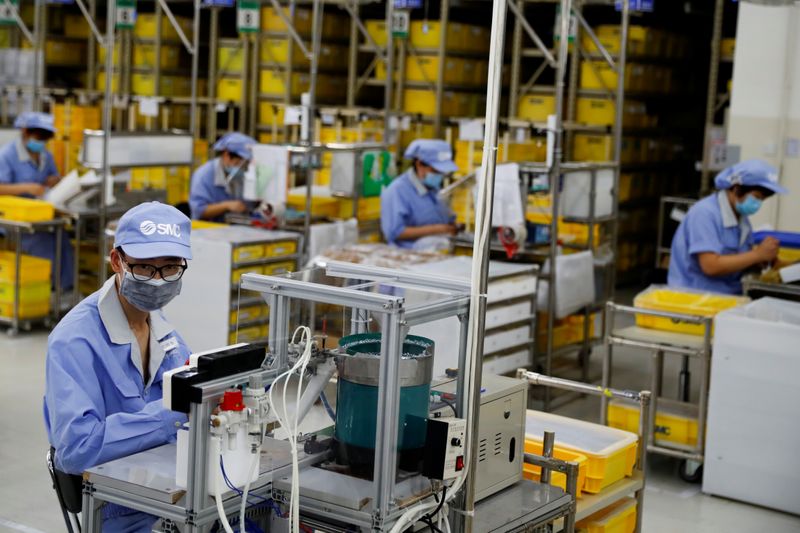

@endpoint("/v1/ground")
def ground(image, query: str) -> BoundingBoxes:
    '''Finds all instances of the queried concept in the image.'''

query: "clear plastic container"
[526,410,638,494]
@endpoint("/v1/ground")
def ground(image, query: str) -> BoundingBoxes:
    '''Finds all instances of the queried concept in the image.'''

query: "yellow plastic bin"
[263,261,295,276]
[607,399,698,448]
[232,244,266,263]
[526,410,638,494]
[523,440,588,498]
[0,196,55,222]
[634,285,749,336]
[0,281,51,304]
[0,251,52,284]
[576,497,637,533]
[230,304,267,325]
[0,299,50,319]
[231,265,264,285]
[265,241,298,258]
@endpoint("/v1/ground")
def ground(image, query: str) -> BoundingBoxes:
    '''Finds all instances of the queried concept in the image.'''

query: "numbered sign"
[394,0,422,7]
[204,0,235,6]
[554,7,577,43]
[115,0,137,30]
[615,0,655,12]
[391,11,409,39]
[0,0,19,26]
[237,0,259,34]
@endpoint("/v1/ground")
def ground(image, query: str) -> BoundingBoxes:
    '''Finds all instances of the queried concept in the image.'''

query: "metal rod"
[207,7,219,145]
[1,0,34,44]
[268,0,312,58]
[190,0,200,136]
[700,0,725,195]
[74,0,105,45]
[346,3,359,107]
[517,370,643,403]
[572,7,616,70]
[99,1,115,288]
[383,0,394,144]
[609,0,629,290]
[342,1,385,59]
[457,0,508,529]
[507,0,557,67]
[540,431,555,484]
[156,0,195,54]
[635,390,651,533]
[508,1,523,122]
[32,0,42,110]
[648,350,664,451]
[154,1,163,105]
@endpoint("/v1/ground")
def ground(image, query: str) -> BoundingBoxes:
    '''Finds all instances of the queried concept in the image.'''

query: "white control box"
[423,417,467,481]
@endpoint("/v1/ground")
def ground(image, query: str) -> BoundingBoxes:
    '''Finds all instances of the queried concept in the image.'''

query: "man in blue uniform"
[189,131,259,221]
[668,159,788,294]
[381,139,458,250]
[0,111,74,290]
[44,202,192,532]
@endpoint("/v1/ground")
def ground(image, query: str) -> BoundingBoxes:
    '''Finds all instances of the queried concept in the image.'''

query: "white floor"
[1,326,799,532]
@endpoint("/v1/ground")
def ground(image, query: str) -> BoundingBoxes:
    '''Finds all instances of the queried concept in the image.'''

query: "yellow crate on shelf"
[260,6,312,35]
[45,40,86,66]
[265,240,298,258]
[339,197,382,221]
[633,285,749,336]
[0,196,55,222]
[0,28,10,48]
[576,497,637,533]
[0,251,50,284]
[286,194,339,217]
[410,21,463,49]
[131,72,158,96]
[607,399,698,448]
[573,134,613,162]
[231,265,264,285]
[260,38,310,68]
[260,71,309,98]
[720,38,736,59]
[576,97,616,126]
[405,56,462,85]
[527,411,638,495]
[233,244,265,263]
[402,88,436,115]
[0,281,51,304]
[0,299,50,320]
[365,20,387,47]
[191,220,226,230]
[258,101,285,125]
[580,61,637,91]
[517,95,555,122]
[217,77,244,101]
[219,43,245,74]
[778,247,800,263]
[134,14,192,40]
[230,324,268,344]
[231,304,267,325]
[523,440,588,498]
[263,261,295,276]
[590,24,653,56]
[64,14,91,38]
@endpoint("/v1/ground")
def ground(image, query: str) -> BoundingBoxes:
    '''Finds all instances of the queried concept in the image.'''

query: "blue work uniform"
[380,168,454,249]
[188,157,257,221]
[668,190,754,295]
[44,276,191,533]
[0,137,74,289]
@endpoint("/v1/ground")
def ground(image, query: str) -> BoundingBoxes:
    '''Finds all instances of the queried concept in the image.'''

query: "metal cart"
[517,370,651,533]
[602,302,712,482]
[0,217,67,335]
[743,278,800,303]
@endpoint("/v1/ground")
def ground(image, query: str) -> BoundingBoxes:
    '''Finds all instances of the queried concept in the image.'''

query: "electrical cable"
[240,448,260,533]
[213,437,236,533]
[319,390,336,421]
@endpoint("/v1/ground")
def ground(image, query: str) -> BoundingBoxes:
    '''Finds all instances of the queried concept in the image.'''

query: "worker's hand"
[45,175,61,188]
[225,200,249,214]
[23,183,47,197]
[435,224,458,236]
[754,236,780,263]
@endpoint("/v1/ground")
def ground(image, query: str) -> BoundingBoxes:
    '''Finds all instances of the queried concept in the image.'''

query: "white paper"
[388,115,400,131]
[248,144,289,207]
[215,103,227,113]
[44,170,81,208]
[400,115,411,131]
[138,97,160,117]
[321,113,336,125]
[670,206,687,223]
[546,114,556,169]
[459,119,484,142]
[780,263,800,284]
[284,106,302,126]
[476,163,524,228]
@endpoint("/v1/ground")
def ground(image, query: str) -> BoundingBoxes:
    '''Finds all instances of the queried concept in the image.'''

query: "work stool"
[47,448,83,533]
[601,302,712,482]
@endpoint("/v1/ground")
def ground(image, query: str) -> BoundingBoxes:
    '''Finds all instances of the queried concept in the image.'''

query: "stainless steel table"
[743,278,800,303]
[0,217,67,334]
[474,479,573,532]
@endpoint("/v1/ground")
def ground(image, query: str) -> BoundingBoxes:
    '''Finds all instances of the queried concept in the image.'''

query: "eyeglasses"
[122,256,187,282]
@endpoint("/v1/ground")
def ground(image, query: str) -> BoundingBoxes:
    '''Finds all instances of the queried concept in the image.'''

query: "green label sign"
[0,0,20,26]
[391,11,409,39]
[115,0,137,30]
[237,0,259,33]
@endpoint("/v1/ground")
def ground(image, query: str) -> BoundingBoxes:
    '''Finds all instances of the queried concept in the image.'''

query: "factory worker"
[381,139,458,250]
[44,202,192,533]
[189,131,259,221]
[668,159,788,294]
[0,111,73,290]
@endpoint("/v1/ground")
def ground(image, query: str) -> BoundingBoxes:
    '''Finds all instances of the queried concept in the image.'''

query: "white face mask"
[118,270,182,311]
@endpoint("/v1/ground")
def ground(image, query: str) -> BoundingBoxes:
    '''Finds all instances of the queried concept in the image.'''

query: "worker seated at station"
[380,138,459,251]
[44,202,192,533]
[189,131,264,222]
[0,112,74,291]
[668,159,789,295]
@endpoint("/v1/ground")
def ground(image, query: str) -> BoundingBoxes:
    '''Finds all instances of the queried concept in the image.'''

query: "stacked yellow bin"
[0,251,51,319]
[51,104,101,175]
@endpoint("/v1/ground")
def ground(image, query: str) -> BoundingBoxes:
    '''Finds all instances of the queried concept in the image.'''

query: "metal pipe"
[609,0,629,290]
[635,390,651,533]
[268,0,312,58]
[342,1,385,59]
[99,1,115,288]
[154,1,163,108]
[383,0,394,144]
[648,350,663,451]
[295,358,336,424]
[207,7,219,145]
[540,431,555,484]
[507,0,557,68]
[456,0,508,529]
[346,3,359,108]
[74,0,105,46]
[156,0,195,54]
[32,0,42,110]
[433,0,449,136]
[700,0,725,195]
[600,302,614,424]
[508,1,523,123]
[572,7,616,70]
[1,0,34,44]
[190,0,200,136]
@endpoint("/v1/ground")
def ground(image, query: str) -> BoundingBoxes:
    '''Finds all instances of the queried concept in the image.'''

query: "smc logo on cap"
[140,220,181,237]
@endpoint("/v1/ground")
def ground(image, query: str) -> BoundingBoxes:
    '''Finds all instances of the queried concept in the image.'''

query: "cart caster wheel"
[679,459,703,483]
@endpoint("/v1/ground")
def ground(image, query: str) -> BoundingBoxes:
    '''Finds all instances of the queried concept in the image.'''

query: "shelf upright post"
[700,0,725,196]
[565,0,582,157]
[190,0,201,139]
[434,0,449,136]
[207,6,220,143]
[383,0,394,144]
[508,0,524,124]
[99,0,116,288]
[609,0,629,291]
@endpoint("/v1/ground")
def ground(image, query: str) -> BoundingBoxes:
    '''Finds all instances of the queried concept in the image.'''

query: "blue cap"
[714,159,788,195]
[213,132,257,160]
[14,111,57,134]
[404,139,458,174]
[114,202,192,260]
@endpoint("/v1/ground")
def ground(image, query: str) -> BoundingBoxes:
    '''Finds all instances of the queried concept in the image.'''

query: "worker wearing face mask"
[0,112,74,290]
[189,131,259,221]
[44,202,192,533]
[668,159,788,295]
[381,139,458,250]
